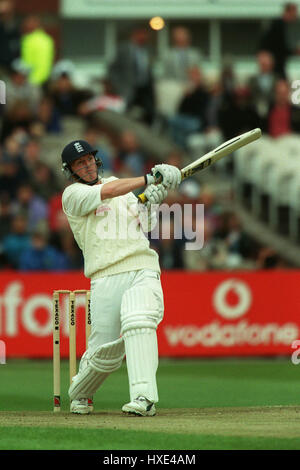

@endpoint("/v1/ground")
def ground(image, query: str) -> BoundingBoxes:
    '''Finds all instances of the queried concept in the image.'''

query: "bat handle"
[137,171,163,204]
[137,193,147,203]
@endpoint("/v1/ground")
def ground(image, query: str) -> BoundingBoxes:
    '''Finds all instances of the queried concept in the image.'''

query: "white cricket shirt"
[62,177,160,279]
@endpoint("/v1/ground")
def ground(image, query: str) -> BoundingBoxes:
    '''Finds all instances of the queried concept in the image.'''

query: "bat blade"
[137,128,262,203]
[181,128,262,180]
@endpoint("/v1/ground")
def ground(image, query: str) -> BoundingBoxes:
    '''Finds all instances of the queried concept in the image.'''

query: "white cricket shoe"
[122,396,156,416]
[70,398,91,415]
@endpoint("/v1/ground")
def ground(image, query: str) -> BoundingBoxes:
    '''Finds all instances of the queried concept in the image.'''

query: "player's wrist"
[144,173,156,185]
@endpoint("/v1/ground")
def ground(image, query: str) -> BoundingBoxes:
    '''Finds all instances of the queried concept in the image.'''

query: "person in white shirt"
[61,139,181,416]
[162,27,201,82]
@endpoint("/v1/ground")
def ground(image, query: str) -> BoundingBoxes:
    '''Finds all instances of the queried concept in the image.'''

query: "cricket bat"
[137,127,262,203]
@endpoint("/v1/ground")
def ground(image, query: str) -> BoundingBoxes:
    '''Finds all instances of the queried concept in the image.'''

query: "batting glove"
[143,183,168,207]
[151,163,182,190]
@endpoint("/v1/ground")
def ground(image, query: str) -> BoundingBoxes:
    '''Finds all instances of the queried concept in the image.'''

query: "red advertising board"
[0,270,299,358]
[160,271,300,357]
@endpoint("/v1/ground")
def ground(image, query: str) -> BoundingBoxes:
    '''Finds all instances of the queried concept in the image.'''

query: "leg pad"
[69,337,125,400]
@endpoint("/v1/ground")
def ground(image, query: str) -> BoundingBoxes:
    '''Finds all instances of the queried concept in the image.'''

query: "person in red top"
[266,79,300,137]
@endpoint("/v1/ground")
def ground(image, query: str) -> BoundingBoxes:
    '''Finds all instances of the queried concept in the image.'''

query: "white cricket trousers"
[86,268,164,402]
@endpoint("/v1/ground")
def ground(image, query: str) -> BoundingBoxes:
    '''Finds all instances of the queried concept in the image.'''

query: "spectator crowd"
[0,0,298,272]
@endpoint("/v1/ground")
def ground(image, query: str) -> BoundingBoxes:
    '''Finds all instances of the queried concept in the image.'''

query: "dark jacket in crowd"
[259,19,294,78]
[178,86,210,127]
[0,18,20,67]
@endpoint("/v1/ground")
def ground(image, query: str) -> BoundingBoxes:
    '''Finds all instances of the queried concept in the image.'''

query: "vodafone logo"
[0,281,87,337]
[163,276,299,349]
[213,279,252,320]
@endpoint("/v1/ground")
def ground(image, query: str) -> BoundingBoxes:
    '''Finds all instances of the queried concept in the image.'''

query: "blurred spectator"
[184,211,257,271]
[179,178,201,207]
[22,138,41,172]
[248,51,279,121]
[176,179,202,259]
[7,127,29,149]
[1,58,41,139]
[48,192,65,233]
[181,79,225,157]
[114,130,146,176]
[28,120,47,139]
[256,247,289,269]
[258,2,300,78]
[200,186,223,233]
[78,78,126,116]
[19,224,71,271]
[2,132,23,163]
[50,227,84,270]
[165,149,183,169]
[155,218,185,269]
[218,86,260,140]
[108,28,155,124]
[0,133,28,187]
[51,59,75,81]
[264,79,300,137]
[36,95,62,133]
[30,161,60,201]
[21,15,55,85]
[220,58,237,101]
[0,192,12,241]
[0,0,20,71]
[47,192,83,269]
[214,212,258,264]
[12,184,48,231]
[189,59,239,148]
[2,214,30,268]
[183,218,213,271]
[156,27,202,118]
[83,126,114,175]
[47,60,93,116]
[162,26,201,82]
[0,159,24,199]
[157,237,185,269]
[206,79,224,130]
[168,66,210,148]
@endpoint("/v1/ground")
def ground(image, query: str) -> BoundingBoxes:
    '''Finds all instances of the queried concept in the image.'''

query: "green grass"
[157,358,300,408]
[0,358,300,450]
[1,358,299,412]
[1,426,300,450]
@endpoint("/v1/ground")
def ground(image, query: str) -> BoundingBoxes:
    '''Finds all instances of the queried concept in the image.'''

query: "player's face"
[71,154,98,183]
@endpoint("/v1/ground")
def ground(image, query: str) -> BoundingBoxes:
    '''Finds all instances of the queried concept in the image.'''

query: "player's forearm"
[101,177,145,200]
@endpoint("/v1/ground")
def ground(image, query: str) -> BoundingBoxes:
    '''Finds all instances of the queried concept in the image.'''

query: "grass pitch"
[0,358,300,450]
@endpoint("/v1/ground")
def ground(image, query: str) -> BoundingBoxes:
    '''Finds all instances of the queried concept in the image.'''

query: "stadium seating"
[234,133,300,240]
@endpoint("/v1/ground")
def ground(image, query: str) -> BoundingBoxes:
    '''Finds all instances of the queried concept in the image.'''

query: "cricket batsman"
[61,139,181,416]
